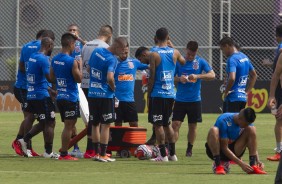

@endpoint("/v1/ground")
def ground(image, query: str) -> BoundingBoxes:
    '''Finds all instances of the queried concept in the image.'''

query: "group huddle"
[10,24,271,175]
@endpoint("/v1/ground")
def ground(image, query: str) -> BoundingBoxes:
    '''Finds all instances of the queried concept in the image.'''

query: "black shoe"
[186,148,192,157]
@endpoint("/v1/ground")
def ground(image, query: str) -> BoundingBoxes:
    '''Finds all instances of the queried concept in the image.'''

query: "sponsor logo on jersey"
[29,58,37,62]
[238,75,248,86]
[161,71,173,81]
[95,52,106,61]
[27,74,35,83]
[90,82,102,88]
[27,86,34,92]
[162,84,172,90]
[91,68,102,80]
[57,78,67,87]
[118,74,134,81]
[239,58,248,63]
[227,122,232,126]
[157,50,173,54]
[54,60,65,65]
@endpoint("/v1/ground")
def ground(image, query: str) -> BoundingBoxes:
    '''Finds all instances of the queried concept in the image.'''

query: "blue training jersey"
[26,52,50,100]
[175,56,212,102]
[214,113,253,143]
[15,40,41,89]
[71,40,83,60]
[115,58,148,102]
[150,46,175,98]
[225,52,254,102]
[88,48,118,98]
[51,53,79,102]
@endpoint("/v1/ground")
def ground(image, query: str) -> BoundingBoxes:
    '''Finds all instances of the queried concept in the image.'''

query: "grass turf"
[0,112,278,184]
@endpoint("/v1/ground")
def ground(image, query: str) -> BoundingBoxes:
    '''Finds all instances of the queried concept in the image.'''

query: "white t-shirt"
[81,39,109,88]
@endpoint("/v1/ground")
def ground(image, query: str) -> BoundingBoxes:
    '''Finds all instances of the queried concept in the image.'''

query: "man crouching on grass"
[205,107,266,175]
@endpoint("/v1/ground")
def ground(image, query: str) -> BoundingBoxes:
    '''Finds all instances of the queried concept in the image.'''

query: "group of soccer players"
[10,23,275,175]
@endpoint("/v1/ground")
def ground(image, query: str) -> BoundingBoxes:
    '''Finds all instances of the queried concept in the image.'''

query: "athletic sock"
[71,135,79,150]
[93,142,100,155]
[100,144,108,156]
[159,144,167,157]
[23,133,33,143]
[151,127,156,138]
[169,143,175,156]
[45,143,53,154]
[249,155,256,166]
[60,151,68,157]
[86,138,94,151]
[27,140,32,150]
[187,142,193,151]
[165,142,169,151]
[16,134,23,140]
[213,155,221,166]
[276,142,282,153]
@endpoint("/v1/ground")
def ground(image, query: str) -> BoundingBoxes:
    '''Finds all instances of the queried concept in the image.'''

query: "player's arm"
[223,72,235,99]
[220,139,253,173]
[245,69,257,93]
[148,53,158,97]
[174,49,186,65]
[19,47,26,73]
[72,59,83,83]
[188,70,215,81]
[268,53,282,108]
[107,58,117,92]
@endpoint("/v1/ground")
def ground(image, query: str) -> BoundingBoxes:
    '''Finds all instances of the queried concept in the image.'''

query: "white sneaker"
[150,155,169,162]
[168,154,178,161]
[98,155,116,162]
[43,152,59,159]
[18,139,28,156]
[26,149,33,158]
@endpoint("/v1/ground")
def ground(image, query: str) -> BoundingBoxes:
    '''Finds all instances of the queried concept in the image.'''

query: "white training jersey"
[81,39,109,88]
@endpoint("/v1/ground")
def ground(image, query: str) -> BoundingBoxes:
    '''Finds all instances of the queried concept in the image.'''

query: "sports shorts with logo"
[223,101,246,113]
[26,97,56,122]
[14,87,28,111]
[88,98,115,125]
[172,101,202,123]
[148,97,174,127]
[115,101,138,123]
[57,100,80,122]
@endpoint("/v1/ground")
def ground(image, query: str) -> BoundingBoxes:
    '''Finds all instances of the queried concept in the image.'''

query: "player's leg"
[205,127,225,174]
[114,101,123,127]
[186,101,202,157]
[172,101,186,143]
[146,97,156,145]
[125,102,138,127]
[89,98,101,159]
[98,98,116,162]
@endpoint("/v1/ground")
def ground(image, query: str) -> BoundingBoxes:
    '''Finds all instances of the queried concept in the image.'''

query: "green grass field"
[0,112,278,184]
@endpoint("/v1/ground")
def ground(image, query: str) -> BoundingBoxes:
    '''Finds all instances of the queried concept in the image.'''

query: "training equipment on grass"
[107,126,147,158]
[134,144,160,160]
[78,83,89,126]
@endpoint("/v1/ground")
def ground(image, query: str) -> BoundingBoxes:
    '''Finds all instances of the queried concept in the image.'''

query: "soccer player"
[67,23,86,157]
[220,37,257,113]
[18,37,59,158]
[114,45,148,127]
[205,107,266,175]
[266,25,282,161]
[88,37,128,162]
[12,30,55,157]
[148,27,185,162]
[50,33,82,160]
[172,41,215,157]
[81,25,113,159]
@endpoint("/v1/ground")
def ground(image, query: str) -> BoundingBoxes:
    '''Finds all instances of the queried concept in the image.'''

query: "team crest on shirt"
[128,62,134,69]
[192,60,199,70]
[227,122,232,126]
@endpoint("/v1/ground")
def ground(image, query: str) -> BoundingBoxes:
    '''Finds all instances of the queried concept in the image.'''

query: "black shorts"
[148,97,174,127]
[223,100,246,113]
[88,98,115,125]
[275,86,282,108]
[14,87,28,111]
[115,101,138,123]
[57,100,80,122]
[172,101,202,123]
[205,141,246,161]
[82,88,89,100]
[26,97,56,123]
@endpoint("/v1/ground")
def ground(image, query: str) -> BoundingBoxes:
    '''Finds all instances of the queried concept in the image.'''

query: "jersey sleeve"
[41,57,50,75]
[135,59,149,70]
[214,117,228,139]
[201,59,212,73]
[175,62,180,77]
[19,46,26,63]
[227,58,236,73]
[108,57,117,73]
[248,61,254,71]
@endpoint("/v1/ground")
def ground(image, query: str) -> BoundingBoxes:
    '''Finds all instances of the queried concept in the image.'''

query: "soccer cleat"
[31,149,41,157]
[18,139,28,156]
[186,148,192,157]
[59,155,78,161]
[248,165,267,174]
[26,149,33,157]
[168,154,178,161]
[43,152,60,159]
[150,155,169,162]
[84,150,95,159]
[12,140,24,156]
[98,155,116,162]
[92,154,100,161]
[267,153,280,161]
[214,165,226,175]
[213,162,230,174]
[70,148,84,158]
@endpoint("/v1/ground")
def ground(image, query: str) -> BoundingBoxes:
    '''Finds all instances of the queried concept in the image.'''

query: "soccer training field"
[0,112,277,184]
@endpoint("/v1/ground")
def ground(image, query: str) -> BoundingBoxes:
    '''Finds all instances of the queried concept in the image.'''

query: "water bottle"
[271,106,277,115]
